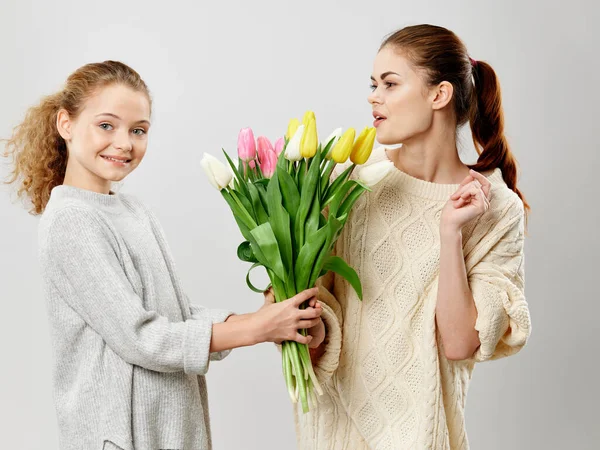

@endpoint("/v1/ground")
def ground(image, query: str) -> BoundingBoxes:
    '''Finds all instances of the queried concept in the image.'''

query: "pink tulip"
[259,147,278,178]
[256,136,274,164]
[274,137,285,155]
[237,128,256,161]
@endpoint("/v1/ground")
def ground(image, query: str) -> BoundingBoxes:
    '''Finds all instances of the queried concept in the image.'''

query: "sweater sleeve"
[41,207,219,375]
[189,302,233,361]
[468,200,531,362]
[313,270,344,384]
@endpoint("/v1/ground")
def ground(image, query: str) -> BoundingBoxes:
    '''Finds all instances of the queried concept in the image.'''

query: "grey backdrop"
[1,1,598,449]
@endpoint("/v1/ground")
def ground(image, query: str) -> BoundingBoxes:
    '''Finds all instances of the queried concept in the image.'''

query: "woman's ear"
[56,109,72,141]
[431,81,454,110]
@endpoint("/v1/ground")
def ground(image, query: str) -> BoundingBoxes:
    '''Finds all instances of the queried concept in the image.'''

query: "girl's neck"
[63,162,113,195]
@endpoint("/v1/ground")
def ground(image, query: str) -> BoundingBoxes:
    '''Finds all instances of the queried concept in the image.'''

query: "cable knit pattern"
[295,147,531,450]
[38,185,233,450]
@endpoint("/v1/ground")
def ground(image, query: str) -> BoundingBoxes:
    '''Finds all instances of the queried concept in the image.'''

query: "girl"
[3,60,322,450]
[268,24,532,449]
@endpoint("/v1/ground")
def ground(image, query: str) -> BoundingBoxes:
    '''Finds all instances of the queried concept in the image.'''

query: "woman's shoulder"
[486,169,525,219]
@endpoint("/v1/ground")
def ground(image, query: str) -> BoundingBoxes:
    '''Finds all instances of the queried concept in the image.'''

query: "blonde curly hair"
[2,60,151,215]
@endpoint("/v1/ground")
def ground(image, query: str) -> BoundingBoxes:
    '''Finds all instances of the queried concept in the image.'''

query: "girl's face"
[58,83,151,192]
[368,46,437,146]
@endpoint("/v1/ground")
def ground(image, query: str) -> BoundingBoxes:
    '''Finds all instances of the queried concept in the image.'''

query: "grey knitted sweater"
[38,185,233,450]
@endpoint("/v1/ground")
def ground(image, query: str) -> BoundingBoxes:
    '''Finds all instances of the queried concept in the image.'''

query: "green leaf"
[296,158,307,190]
[245,262,270,293]
[327,179,358,218]
[250,222,287,282]
[221,190,255,231]
[320,136,336,161]
[308,214,344,288]
[294,225,328,292]
[305,187,321,240]
[230,189,257,227]
[277,169,300,227]
[323,255,363,300]
[294,150,322,250]
[323,163,355,205]
[237,241,258,263]
[338,183,369,219]
[277,143,288,172]
[267,267,288,303]
[248,182,269,224]
[266,175,294,278]
[320,159,336,200]
[255,182,269,215]
[223,149,250,199]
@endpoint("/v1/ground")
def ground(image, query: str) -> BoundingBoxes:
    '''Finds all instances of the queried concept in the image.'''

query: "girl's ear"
[56,109,73,141]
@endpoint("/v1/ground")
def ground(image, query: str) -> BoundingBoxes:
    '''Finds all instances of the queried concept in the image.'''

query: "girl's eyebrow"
[95,112,150,126]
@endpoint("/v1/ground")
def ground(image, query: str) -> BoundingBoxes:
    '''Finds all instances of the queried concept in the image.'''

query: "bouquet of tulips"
[201,111,393,413]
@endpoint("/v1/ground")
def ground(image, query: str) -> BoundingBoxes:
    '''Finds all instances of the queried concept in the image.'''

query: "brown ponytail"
[381,24,529,215]
[469,60,528,212]
[2,60,151,215]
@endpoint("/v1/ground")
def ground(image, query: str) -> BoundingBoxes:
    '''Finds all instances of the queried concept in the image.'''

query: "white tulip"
[201,153,233,190]
[324,127,342,147]
[284,124,304,162]
[357,159,395,187]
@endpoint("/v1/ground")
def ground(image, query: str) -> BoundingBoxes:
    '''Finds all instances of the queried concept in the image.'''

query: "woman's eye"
[385,82,395,88]
[369,84,377,91]
[132,128,146,136]
[99,123,113,131]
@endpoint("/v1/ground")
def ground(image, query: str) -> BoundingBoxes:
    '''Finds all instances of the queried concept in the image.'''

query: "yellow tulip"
[286,118,300,140]
[330,128,356,163]
[302,110,316,127]
[350,127,376,165]
[300,117,318,158]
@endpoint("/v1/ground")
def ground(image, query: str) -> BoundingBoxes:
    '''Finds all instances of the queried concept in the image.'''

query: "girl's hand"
[254,287,322,345]
[441,169,492,233]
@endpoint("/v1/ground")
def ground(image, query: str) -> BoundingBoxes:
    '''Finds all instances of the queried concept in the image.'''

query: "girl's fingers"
[292,288,319,306]
[298,318,322,329]
[294,333,313,345]
[299,306,321,319]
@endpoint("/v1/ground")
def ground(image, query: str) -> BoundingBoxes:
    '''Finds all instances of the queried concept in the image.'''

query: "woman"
[268,24,532,449]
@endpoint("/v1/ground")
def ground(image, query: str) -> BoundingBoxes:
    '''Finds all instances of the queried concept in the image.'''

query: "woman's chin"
[375,132,402,146]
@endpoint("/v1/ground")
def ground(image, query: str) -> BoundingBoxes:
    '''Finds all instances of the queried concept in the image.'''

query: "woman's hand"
[441,169,492,233]
[263,287,324,348]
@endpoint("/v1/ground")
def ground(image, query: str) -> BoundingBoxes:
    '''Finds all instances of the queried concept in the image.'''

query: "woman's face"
[368,46,437,146]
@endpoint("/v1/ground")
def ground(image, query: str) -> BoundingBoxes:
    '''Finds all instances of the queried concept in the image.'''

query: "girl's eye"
[132,128,146,136]
[385,82,395,89]
[369,84,377,91]
[99,123,113,131]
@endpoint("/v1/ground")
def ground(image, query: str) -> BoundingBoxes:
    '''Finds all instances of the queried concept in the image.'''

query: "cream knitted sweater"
[295,147,531,449]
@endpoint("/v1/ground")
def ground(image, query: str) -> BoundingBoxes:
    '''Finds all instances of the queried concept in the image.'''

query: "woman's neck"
[387,122,470,185]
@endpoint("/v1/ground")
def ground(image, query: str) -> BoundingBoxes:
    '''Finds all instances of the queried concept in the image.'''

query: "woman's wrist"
[440,224,462,242]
